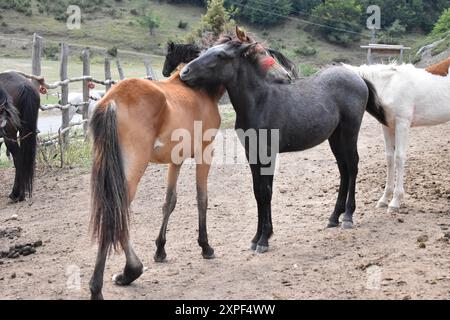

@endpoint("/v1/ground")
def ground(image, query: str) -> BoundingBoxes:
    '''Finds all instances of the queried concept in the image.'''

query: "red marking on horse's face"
[261,56,276,72]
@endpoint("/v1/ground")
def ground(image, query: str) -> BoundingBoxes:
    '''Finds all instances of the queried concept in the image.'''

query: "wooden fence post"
[144,59,156,80]
[116,59,125,80]
[31,33,42,90]
[105,57,112,92]
[60,42,70,147]
[82,48,90,136]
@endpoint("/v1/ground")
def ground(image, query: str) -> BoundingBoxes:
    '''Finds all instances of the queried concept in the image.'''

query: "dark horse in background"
[181,28,387,253]
[0,71,39,202]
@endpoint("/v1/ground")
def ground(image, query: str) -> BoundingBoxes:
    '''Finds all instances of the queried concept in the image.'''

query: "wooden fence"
[1,33,158,167]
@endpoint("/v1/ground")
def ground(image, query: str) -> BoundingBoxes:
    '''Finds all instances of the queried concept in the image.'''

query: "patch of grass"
[431,37,450,56]
[299,63,318,77]
[0,153,13,168]
[220,104,236,129]
[38,133,92,170]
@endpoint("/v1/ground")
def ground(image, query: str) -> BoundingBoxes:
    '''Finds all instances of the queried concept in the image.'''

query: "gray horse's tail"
[364,79,387,126]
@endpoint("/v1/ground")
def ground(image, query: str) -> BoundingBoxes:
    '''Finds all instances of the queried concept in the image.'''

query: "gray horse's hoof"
[342,221,354,230]
[202,247,215,260]
[255,245,269,254]
[154,250,167,263]
[327,221,339,228]
[250,242,257,251]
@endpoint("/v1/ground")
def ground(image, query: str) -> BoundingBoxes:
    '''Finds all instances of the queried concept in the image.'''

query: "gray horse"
[180,30,387,253]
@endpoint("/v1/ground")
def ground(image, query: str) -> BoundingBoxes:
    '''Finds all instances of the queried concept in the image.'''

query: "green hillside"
[0,0,432,69]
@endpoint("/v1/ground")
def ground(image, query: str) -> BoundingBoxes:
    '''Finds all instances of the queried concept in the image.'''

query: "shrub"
[295,46,317,56]
[178,20,188,29]
[43,45,60,61]
[107,46,118,57]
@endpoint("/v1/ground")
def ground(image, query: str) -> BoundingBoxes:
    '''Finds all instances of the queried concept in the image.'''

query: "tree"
[201,0,234,37]
[431,8,450,38]
[243,0,293,26]
[185,0,236,44]
[312,0,362,45]
[291,0,322,14]
[138,10,160,35]
[378,19,406,45]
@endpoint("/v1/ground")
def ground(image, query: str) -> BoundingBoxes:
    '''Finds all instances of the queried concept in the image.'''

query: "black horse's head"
[162,41,203,77]
[180,27,295,87]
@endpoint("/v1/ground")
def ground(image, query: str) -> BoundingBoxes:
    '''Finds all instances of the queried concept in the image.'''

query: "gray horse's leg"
[327,129,350,228]
[341,134,360,230]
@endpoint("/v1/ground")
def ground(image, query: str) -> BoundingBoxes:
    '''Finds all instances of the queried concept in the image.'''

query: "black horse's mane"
[169,42,203,61]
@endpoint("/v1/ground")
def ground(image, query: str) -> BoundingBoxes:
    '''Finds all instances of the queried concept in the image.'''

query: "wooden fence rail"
[1,33,159,168]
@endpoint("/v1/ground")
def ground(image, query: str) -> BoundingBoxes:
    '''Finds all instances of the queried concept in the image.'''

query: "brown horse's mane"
[425,57,450,76]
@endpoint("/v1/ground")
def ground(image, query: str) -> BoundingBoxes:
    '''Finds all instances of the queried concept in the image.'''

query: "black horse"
[0,71,39,202]
[180,29,387,253]
[163,40,299,81]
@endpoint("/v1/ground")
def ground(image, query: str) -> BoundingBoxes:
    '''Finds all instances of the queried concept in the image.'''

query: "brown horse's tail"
[90,101,129,251]
[363,79,387,126]
[17,83,39,198]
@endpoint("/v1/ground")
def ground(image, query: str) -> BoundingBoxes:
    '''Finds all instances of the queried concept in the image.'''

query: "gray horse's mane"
[215,35,299,80]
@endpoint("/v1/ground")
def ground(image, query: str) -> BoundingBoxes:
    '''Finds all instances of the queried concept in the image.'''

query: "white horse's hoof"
[376,200,388,208]
[387,206,399,213]
[112,274,119,283]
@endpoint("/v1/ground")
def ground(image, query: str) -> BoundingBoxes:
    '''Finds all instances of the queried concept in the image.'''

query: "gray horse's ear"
[236,26,248,42]
[168,41,175,51]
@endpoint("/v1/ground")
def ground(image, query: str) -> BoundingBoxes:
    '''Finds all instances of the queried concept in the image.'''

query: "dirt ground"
[1,115,449,300]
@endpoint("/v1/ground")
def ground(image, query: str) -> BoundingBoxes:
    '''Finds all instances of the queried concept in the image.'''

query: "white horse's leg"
[388,118,411,212]
[377,126,396,208]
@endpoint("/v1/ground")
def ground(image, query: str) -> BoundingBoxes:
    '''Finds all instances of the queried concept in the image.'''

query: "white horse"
[66,90,105,122]
[343,63,450,212]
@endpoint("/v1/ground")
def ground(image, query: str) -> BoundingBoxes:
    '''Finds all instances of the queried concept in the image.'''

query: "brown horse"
[88,34,294,300]
[426,57,450,76]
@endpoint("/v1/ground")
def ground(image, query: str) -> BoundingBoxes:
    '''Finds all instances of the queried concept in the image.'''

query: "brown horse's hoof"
[112,266,144,286]
[90,292,104,300]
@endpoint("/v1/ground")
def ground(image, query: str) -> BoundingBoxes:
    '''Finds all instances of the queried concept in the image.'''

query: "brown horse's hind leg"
[90,243,109,300]
[111,141,152,286]
[112,239,144,286]
[196,163,215,259]
[154,163,182,262]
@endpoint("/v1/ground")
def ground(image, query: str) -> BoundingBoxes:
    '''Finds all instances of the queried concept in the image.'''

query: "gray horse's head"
[180,27,293,87]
